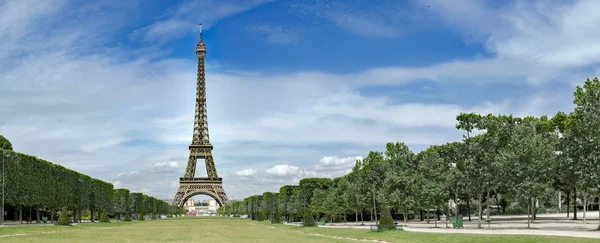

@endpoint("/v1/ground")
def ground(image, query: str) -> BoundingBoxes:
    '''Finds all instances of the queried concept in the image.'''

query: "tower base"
[172,177,229,207]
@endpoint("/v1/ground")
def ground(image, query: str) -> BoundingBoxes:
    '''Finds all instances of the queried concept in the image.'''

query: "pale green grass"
[0,218,345,243]
[0,217,598,243]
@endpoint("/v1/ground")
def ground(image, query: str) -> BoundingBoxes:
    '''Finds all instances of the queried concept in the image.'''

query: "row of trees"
[0,140,185,223]
[219,77,600,229]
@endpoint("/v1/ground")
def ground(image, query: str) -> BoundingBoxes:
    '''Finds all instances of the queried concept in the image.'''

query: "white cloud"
[130,0,273,43]
[291,0,407,38]
[265,164,299,176]
[316,156,362,173]
[234,168,257,177]
[154,161,179,168]
[249,25,299,45]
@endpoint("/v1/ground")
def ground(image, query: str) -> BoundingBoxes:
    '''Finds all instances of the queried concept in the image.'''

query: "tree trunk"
[426,210,430,224]
[19,205,22,224]
[566,192,570,218]
[477,193,483,229]
[527,200,531,229]
[598,190,600,229]
[532,198,536,222]
[51,208,55,223]
[486,190,490,220]
[36,208,40,223]
[558,191,562,212]
[403,209,408,227]
[467,196,472,221]
[495,193,501,213]
[446,203,450,228]
[360,210,364,225]
[531,197,535,227]
[455,191,460,217]
[355,208,358,222]
[583,196,587,224]
[371,186,378,225]
[573,188,578,220]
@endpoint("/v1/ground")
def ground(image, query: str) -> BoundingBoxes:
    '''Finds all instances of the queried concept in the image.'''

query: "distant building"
[185,199,219,216]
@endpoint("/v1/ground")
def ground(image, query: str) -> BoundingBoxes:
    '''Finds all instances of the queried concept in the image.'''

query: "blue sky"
[0,0,597,200]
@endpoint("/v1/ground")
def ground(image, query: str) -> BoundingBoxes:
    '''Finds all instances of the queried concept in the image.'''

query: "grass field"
[0,217,597,243]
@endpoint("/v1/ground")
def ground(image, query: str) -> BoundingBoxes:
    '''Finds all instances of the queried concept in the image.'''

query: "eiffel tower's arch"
[180,191,224,208]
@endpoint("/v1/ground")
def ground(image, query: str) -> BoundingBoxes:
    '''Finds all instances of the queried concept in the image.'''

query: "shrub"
[303,208,316,227]
[99,211,110,223]
[151,214,157,220]
[257,211,267,221]
[56,207,70,226]
[0,135,12,151]
[378,206,396,230]
[272,212,282,224]
[124,213,131,221]
[138,213,145,221]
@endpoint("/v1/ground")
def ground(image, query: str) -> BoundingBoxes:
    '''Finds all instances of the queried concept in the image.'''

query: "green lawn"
[0,217,597,243]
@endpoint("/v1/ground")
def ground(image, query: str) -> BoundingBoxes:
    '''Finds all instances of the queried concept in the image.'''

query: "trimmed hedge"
[0,148,184,221]
[0,135,12,151]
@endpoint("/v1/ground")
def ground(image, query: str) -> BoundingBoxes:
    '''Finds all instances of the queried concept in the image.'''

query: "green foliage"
[378,205,395,230]
[56,207,71,226]
[0,135,12,151]
[100,211,110,223]
[124,213,131,221]
[113,188,130,216]
[302,208,315,227]
[138,213,145,221]
[151,214,157,220]
[272,211,282,224]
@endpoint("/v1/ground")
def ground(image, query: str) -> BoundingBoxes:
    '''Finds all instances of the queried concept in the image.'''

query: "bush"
[257,211,267,221]
[378,206,396,230]
[138,213,145,221]
[303,208,316,227]
[151,214,157,220]
[56,207,70,226]
[272,212,282,224]
[0,135,12,151]
[124,213,131,221]
[99,211,110,223]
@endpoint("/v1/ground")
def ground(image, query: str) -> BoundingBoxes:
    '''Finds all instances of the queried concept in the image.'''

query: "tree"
[501,118,555,228]
[56,207,70,226]
[100,211,110,223]
[383,142,416,226]
[378,205,395,230]
[567,77,600,228]
[0,135,12,151]
[303,207,316,227]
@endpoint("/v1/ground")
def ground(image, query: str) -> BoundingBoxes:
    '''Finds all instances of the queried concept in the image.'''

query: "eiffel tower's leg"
[215,185,229,205]
[205,155,218,178]
[183,155,197,178]
[172,186,188,207]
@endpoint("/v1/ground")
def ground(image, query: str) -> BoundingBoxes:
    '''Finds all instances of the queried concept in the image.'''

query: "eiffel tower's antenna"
[199,23,203,41]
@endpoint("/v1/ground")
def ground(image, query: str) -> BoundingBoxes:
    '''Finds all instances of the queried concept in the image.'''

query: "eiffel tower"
[172,24,229,207]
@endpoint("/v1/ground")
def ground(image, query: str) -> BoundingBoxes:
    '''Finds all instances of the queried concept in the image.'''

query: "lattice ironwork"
[172,27,229,207]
